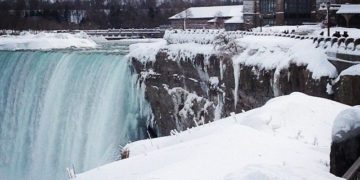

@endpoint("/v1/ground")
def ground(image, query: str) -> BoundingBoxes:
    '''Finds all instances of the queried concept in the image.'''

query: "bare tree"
[175,8,192,30]
[214,11,223,29]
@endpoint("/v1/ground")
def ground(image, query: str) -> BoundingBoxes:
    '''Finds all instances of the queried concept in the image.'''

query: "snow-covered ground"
[76,92,349,180]
[253,24,360,38]
[0,32,97,50]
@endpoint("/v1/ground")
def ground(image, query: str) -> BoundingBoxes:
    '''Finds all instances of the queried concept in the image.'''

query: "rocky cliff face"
[130,49,359,137]
[334,75,360,106]
[330,128,360,177]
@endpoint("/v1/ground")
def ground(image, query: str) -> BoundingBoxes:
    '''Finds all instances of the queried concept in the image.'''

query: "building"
[168,5,244,30]
[336,4,360,28]
[168,0,360,30]
[243,0,317,28]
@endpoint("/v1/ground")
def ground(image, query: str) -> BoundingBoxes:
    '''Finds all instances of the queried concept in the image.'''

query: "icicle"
[233,63,240,108]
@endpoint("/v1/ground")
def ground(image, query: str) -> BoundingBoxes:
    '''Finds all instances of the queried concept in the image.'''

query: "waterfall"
[0,49,151,180]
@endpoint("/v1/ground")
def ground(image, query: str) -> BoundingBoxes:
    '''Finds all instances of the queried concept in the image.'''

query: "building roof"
[169,5,243,20]
[224,16,244,24]
[337,4,360,14]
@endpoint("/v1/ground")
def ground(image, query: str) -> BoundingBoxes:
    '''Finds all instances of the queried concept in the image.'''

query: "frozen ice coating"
[0,32,97,50]
[332,106,360,142]
[0,50,152,180]
[75,93,348,180]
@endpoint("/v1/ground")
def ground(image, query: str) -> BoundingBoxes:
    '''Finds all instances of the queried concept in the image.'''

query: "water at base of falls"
[0,46,152,180]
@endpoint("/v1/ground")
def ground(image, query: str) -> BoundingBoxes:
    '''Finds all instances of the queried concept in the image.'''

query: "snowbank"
[75,92,348,180]
[0,32,97,50]
[339,64,360,76]
[332,106,360,142]
[233,36,338,79]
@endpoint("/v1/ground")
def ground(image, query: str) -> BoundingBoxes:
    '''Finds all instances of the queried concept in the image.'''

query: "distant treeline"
[0,0,242,30]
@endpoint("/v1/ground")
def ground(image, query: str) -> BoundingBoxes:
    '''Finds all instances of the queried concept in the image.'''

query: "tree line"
[0,0,242,30]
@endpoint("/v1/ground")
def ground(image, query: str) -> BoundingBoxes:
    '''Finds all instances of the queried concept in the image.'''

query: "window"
[284,0,312,25]
[260,0,276,14]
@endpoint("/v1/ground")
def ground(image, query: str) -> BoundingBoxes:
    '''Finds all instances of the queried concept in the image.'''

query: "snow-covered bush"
[213,32,241,57]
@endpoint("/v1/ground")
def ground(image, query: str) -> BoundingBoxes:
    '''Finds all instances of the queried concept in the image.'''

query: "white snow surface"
[131,30,337,79]
[76,92,348,180]
[225,16,244,24]
[337,4,360,14]
[253,24,360,38]
[169,5,243,20]
[332,106,360,142]
[128,39,214,64]
[0,32,97,50]
[233,36,338,79]
[339,64,360,76]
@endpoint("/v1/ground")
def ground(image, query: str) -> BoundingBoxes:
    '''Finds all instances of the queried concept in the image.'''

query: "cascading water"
[0,45,152,180]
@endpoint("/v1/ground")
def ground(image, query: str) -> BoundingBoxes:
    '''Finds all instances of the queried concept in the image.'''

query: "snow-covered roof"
[337,4,360,14]
[169,5,243,20]
[207,18,217,23]
[225,16,244,24]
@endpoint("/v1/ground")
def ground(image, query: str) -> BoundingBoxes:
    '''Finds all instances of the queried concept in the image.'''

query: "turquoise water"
[0,44,151,180]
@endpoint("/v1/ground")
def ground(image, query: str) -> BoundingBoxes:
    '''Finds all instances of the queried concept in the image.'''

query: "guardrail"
[0,28,167,39]
[343,156,360,180]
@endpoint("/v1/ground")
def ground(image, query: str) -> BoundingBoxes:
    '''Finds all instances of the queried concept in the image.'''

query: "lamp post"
[326,1,331,37]
[259,14,263,32]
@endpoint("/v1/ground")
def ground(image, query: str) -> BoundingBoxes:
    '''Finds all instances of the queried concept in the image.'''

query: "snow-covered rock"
[0,32,97,50]
[233,36,337,79]
[75,92,348,180]
[332,106,360,142]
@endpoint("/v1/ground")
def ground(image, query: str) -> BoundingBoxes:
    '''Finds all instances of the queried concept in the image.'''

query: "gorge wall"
[131,50,360,137]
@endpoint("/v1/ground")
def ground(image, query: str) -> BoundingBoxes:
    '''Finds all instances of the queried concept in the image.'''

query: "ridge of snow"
[128,39,214,64]
[0,32,97,50]
[75,92,348,180]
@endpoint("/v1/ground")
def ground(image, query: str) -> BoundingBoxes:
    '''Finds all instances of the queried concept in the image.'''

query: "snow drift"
[75,92,348,180]
[0,32,97,50]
